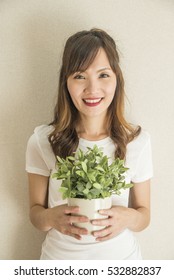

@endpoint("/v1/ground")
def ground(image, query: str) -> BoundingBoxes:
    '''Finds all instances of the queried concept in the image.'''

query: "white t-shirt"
[26,125,153,260]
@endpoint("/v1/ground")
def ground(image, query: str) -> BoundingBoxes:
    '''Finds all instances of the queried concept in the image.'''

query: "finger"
[62,225,87,238]
[72,234,82,240]
[64,230,82,240]
[92,225,112,239]
[96,232,113,242]
[64,206,80,214]
[98,209,113,216]
[70,224,88,235]
[70,215,89,223]
[91,218,111,227]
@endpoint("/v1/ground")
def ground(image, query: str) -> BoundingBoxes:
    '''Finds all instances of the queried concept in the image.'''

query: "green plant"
[52,145,133,200]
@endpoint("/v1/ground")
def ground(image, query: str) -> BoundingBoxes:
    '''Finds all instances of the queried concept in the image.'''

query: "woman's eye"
[99,73,109,78]
[74,74,85,79]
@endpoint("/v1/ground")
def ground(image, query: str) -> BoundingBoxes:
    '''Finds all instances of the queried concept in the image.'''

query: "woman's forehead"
[68,47,110,74]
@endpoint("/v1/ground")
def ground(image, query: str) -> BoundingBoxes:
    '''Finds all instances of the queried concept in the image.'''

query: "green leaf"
[86,182,92,189]
[59,186,68,193]
[81,162,87,173]
[83,189,89,195]
[75,170,85,178]
[52,172,59,179]
[77,185,84,192]
[93,183,102,189]
[124,183,133,189]
[95,165,105,172]
[67,156,75,161]
[56,156,65,164]
[87,172,96,182]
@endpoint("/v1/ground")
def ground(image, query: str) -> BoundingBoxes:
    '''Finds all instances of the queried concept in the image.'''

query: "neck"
[76,114,108,141]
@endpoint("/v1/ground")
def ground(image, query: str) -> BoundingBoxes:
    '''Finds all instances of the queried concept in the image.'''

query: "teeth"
[84,98,102,104]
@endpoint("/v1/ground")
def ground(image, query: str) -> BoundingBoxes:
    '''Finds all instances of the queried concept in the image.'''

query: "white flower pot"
[68,196,112,234]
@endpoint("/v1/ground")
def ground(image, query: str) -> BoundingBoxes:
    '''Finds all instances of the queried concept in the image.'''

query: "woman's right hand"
[28,174,89,240]
[47,204,89,240]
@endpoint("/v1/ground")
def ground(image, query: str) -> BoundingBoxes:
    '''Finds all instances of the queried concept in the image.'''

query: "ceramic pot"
[68,196,112,234]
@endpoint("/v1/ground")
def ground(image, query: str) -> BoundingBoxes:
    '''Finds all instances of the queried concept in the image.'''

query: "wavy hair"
[49,28,141,159]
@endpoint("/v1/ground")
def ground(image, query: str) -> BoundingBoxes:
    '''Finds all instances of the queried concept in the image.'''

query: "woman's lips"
[83,98,103,107]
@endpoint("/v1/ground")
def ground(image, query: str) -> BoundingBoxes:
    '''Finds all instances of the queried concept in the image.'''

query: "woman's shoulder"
[126,129,153,181]
[27,124,54,152]
[34,124,54,138]
[127,129,151,153]
[134,129,151,144]
[26,124,56,172]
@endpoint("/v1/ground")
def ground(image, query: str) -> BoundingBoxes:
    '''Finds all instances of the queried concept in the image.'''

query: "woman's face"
[67,48,117,119]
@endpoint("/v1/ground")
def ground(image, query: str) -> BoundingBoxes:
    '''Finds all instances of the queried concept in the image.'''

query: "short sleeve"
[131,135,153,183]
[26,133,50,177]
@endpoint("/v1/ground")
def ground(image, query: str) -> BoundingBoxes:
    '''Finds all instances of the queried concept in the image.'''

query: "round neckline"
[79,136,112,147]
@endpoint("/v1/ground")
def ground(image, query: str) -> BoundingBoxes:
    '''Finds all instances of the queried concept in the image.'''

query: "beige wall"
[0,0,174,259]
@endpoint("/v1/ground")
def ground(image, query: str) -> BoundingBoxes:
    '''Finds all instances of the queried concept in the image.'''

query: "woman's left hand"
[91,206,129,241]
[92,180,151,241]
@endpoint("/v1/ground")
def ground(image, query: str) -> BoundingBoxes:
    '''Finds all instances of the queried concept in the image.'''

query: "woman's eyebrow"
[97,67,112,72]
[73,67,112,75]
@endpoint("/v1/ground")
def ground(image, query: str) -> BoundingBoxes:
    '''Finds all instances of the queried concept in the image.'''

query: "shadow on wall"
[1,5,81,260]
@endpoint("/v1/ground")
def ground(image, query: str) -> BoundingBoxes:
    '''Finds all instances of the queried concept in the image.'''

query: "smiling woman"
[67,48,117,118]
[26,28,153,260]
[49,29,141,159]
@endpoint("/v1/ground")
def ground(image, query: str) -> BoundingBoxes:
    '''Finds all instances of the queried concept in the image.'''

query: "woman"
[26,28,153,259]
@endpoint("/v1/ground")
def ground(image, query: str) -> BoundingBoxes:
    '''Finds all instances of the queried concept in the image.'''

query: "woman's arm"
[28,173,51,231]
[28,173,89,239]
[91,179,150,241]
[127,179,150,231]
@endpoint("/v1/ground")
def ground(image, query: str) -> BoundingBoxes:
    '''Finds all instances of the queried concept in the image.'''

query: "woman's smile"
[83,97,103,106]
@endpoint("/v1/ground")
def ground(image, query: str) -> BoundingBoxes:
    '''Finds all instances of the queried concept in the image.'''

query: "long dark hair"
[49,28,141,159]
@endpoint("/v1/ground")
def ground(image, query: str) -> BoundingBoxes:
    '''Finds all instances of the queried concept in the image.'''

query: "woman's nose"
[84,78,98,94]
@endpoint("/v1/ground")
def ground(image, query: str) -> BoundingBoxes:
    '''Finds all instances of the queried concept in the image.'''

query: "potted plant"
[52,145,132,233]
